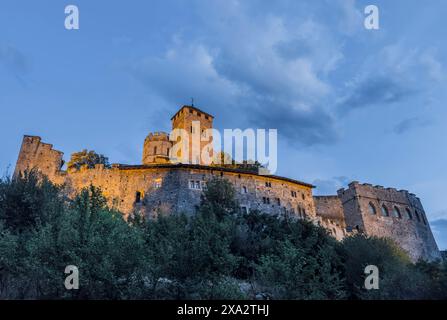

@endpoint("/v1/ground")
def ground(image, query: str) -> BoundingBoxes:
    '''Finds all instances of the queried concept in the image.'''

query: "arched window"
[368,202,377,215]
[393,206,402,219]
[405,208,413,220]
[381,205,389,217]
[415,210,421,222]
[421,214,427,225]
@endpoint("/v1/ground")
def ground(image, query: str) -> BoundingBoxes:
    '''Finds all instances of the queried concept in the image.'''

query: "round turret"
[142,132,173,164]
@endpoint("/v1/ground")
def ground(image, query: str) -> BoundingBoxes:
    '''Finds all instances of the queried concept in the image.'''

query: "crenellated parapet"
[335,181,440,261]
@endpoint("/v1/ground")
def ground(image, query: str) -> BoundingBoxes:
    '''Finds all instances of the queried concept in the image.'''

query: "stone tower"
[170,105,214,165]
[14,135,64,180]
[337,182,440,261]
[142,132,173,164]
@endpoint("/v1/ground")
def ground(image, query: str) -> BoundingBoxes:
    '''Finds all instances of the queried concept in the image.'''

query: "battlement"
[335,180,440,261]
[145,131,170,141]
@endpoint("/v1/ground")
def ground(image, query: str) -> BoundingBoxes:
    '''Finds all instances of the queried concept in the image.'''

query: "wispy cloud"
[313,176,351,195]
[0,44,30,86]
[394,117,433,134]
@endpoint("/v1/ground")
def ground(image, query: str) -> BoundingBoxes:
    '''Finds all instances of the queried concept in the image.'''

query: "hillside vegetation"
[0,171,446,299]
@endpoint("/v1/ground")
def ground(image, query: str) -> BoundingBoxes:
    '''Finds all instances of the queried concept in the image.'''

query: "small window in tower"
[415,210,421,222]
[405,208,413,220]
[189,109,193,113]
[197,112,201,117]
[154,179,162,189]
[393,206,402,219]
[205,115,209,120]
[276,198,281,206]
[167,148,170,156]
[135,191,141,204]
[368,202,377,215]
[154,146,157,155]
[421,214,427,225]
[381,205,389,217]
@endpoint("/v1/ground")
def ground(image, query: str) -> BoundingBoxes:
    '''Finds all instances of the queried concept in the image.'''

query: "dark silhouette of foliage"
[0,174,445,299]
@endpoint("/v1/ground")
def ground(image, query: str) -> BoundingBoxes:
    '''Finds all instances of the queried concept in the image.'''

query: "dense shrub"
[0,174,445,299]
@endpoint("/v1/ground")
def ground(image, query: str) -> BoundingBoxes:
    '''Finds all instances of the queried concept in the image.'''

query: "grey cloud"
[337,76,414,115]
[246,101,339,147]
[313,176,350,196]
[394,117,433,134]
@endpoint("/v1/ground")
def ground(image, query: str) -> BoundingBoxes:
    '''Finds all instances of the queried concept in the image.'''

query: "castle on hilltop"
[14,105,441,261]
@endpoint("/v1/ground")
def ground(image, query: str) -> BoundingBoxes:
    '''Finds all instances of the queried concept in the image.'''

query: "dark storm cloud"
[394,117,433,134]
[246,102,339,147]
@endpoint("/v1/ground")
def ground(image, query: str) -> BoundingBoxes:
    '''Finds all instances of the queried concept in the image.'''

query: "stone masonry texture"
[13,106,441,262]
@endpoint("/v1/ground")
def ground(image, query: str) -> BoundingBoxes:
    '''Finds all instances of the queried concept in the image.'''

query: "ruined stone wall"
[338,182,440,261]
[14,135,64,181]
[314,196,346,241]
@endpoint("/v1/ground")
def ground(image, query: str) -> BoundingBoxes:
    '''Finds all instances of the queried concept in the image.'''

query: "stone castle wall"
[314,196,347,241]
[14,136,315,221]
[13,135,441,261]
[337,182,440,261]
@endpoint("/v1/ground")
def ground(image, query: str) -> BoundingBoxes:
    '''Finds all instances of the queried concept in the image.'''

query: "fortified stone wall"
[13,134,441,261]
[65,165,316,219]
[14,136,315,220]
[314,196,347,241]
[337,182,440,261]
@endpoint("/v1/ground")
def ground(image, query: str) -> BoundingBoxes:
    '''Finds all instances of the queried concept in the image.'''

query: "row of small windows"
[242,184,305,200]
[368,202,427,225]
[189,180,207,190]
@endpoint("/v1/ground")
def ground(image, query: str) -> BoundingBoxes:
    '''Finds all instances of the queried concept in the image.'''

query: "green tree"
[0,170,62,233]
[341,235,430,299]
[67,150,110,171]
[199,177,239,220]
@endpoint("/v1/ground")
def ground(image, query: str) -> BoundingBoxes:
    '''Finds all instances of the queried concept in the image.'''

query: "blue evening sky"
[1,0,446,248]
